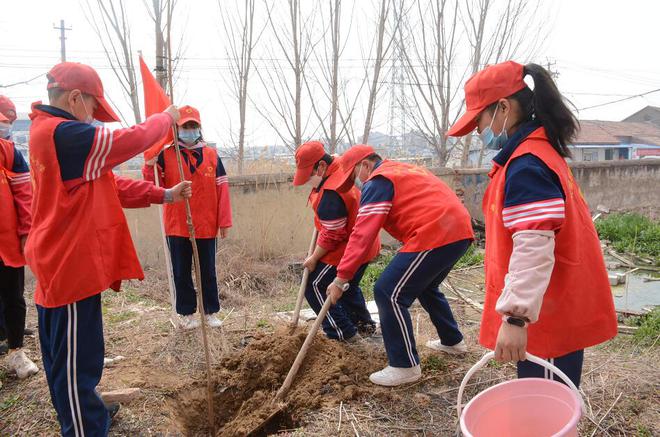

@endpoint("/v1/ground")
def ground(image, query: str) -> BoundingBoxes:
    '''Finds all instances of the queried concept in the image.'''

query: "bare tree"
[83,0,141,124]
[304,0,359,153]
[218,0,263,174]
[362,0,403,144]
[399,0,547,166]
[142,0,184,97]
[255,0,320,151]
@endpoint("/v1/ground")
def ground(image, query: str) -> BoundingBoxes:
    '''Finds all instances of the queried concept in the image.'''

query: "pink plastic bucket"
[457,352,583,437]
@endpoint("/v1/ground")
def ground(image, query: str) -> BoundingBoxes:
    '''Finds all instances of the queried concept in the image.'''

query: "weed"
[106,310,137,325]
[360,251,395,301]
[454,244,485,269]
[422,355,448,372]
[595,213,660,260]
[256,319,271,328]
[487,359,503,369]
[631,307,660,346]
[1,395,19,412]
[637,425,653,437]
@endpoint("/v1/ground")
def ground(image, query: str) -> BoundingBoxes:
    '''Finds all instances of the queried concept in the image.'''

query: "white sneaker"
[369,365,421,386]
[205,314,222,328]
[6,350,39,379]
[179,314,200,330]
[425,339,468,355]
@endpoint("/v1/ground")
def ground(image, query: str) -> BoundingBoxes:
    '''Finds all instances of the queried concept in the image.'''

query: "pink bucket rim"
[459,378,582,437]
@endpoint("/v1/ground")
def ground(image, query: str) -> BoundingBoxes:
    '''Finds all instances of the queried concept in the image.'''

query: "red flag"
[139,56,173,161]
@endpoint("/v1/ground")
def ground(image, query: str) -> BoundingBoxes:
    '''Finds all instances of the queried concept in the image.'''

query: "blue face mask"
[0,122,11,140]
[179,128,201,145]
[480,109,509,150]
[353,163,366,190]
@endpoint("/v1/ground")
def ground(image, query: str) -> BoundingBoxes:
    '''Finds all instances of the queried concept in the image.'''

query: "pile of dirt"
[172,327,387,436]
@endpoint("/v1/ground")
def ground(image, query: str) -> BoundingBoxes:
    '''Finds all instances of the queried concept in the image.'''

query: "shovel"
[290,229,319,329]
[246,298,332,435]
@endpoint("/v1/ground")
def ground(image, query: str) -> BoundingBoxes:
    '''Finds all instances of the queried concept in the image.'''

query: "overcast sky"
[2,0,659,148]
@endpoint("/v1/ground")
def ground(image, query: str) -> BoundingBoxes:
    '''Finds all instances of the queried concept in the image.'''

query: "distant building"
[570,120,660,161]
[10,113,30,159]
[622,106,660,128]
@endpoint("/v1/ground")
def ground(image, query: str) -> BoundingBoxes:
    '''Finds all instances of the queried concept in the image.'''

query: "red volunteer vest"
[162,145,219,239]
[310,163,380,266]
[369,161,474,252]
[480,127,617,358]
[26,109,144,308]
[0,139,25,267]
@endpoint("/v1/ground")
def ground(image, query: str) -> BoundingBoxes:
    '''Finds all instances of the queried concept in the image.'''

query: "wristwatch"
[164,189,173,203]
[502,315,529,328]
[332,278,350,292]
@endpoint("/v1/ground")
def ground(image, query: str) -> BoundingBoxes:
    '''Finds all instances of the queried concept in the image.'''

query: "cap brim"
[0,112,8,123]
[293,165,314,186]
[178,116,201,126]
[93,96,121,123]
[447,108,481,137]
[332,159,358,193]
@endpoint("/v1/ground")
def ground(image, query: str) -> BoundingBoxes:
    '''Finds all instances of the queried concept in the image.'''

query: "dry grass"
[2,262,657,436]
[3,186,658,436]
[222,158,295,176]
[125,184,314,269]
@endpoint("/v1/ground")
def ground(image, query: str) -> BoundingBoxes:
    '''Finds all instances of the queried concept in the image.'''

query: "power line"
[577,88,660,111]
[0,72,45,88]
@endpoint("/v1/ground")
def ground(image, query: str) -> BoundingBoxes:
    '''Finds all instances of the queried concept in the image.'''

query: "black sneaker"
[24,327,35,336]
[0,342,7,356]
[344,333,363,344]
[356,321,377,337]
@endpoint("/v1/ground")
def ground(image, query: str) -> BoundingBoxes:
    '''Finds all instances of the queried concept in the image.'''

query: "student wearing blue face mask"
[143,105,232,330]
[447,61,616,388]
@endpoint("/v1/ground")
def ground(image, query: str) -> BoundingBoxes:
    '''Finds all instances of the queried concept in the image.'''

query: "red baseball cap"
[47,62,120,123]
[293,141,326,186]
[0,96,17,123]
[178,105,201,126]
[447,61,526,137]
[334,144,376,190]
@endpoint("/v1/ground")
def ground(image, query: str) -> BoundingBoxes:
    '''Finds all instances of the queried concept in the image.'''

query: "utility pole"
[53,20,72,62]
[153,0,167,89]
[545,58,559,80]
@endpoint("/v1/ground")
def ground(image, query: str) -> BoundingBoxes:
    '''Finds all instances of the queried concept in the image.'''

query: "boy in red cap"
[26,62,191,436]
[0,98,39,380]
[327,145,474,386]
[447,61,616,387]
[143,105,232,329]
[293,141,378,341]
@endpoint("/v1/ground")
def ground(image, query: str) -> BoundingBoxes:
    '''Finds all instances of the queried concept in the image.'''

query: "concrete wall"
[217,160,660,223]
[438,160,660,222]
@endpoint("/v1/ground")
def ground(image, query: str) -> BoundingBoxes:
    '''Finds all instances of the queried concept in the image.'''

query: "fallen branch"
[617,325,638,335]
[444,279,483,312]
[608,248,659,272]
[606,249,635,268]
[589,392,623,437]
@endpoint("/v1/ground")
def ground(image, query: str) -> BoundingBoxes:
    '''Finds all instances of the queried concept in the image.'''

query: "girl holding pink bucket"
[447,60,617,407]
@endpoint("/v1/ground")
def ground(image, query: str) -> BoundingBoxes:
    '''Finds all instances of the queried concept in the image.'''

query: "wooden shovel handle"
[291,229,319,327]
[276,297,332,401]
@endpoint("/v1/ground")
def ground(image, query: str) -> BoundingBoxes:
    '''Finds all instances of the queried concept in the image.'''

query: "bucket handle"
[456,351,585,419]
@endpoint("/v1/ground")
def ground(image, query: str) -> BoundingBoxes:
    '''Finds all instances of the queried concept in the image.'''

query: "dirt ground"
[1,259,658,436]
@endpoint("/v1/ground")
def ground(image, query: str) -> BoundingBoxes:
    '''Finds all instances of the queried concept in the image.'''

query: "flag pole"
[139,50,178,325]
[153,164,178,324]
[165,3,215,433]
